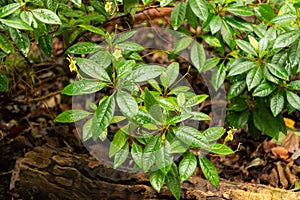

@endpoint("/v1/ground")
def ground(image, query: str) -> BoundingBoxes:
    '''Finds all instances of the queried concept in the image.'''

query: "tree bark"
[10,145,300,200]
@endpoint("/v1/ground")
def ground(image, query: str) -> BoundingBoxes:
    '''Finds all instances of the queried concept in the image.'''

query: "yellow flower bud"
[112,48,122,62]
[66,55,78,73]
[105,2,112,13]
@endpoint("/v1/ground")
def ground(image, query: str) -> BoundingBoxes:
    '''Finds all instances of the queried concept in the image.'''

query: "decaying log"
[10,146,300,200]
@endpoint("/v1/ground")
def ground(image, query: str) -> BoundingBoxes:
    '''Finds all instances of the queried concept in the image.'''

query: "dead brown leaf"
[282,132,299,153]
[271,146,290,160]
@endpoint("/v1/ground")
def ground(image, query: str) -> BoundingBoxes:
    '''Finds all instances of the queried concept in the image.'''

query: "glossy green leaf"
[20,11,33,26]
[267,63,288,80]
[201,58,220,73]
[246,66,263,91]
[165,164,181,200]
[226,6,253,16]
[148,79,162,93]
[170,140,188,154]
[39,33,52,57]
[66,42,100,54]
[287,80,300,90]
[227,111,250,128]
[189,0,208,21]
[228,61,256,76]
[109,129,128,157]
[227,80,246,99]
[190,111,211,121]
[143,135,161,172]
[171,2,186,28]
[155,141,173,174]
[113,31,137,44]
[0,18,33,31]
[90,96,115,139]
[127,65,165,82]
[258,4,275,22]
[0,3,22,18]
[166,114,192,125]
[7,28,30,56]
[270,14,297,24]
[212,64,226,91]
[74,58,111,82]
[117,90,138,118]
[54,110,91,123]
[116,59,135,79]
[62,80,106,96]
[209,143,234,155]
[258,38,268,52]
[221,20,234,47]
[236,40,258,56]
[273,31,300,49]
[185,94,208,107]
[150,170,165,193]
[286,91,300,111]
[202,35,222,47]
[252,80,275,97]
[173,126,209,148]
[0,33,14,54]
[174,37,193,53]
[114,142,129,169]
[118,42,144,51]
[31,9,61,25]
[0,73,8,92]
[191,41,206,72]
[270,90,285,117]
[165,62,179,87]
[225,16,253,31]
[210,15,222,35]
[82,118,93,141]
[199,156,219,187]
[185,1,198,29]
[131,142,143,169]
[70,0,82,5]
[78,24,105,36]
[179,152,197,182]
[159,0,173,7]
[90,50,112,68]
[202,127,226,142]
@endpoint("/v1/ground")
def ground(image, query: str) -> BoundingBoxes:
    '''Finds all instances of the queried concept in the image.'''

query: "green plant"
[54,30,234,199]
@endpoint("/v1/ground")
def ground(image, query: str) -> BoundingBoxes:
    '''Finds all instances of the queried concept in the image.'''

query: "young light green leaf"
[109,129,128,157]
[66,42,100,54]
[202,35,222,47]
[74,58,111,82]
[209,143,234,155]
[252,80,275,97]
[270,90,285,117]
[127,65,165,82]
[116,90,138,118]
[90,96,115,139]
[191,41,206,72]
[236,39,258,56]
[266,63,289,80]
[202,127,226,142]
[185,94,208,107]
[31,9,62,25]
[171,2,186,28]
[199,156,219,187]
[179,152,197,182]
[227,80,246,99]
[246,66,263,91]
[286,91,300,111]
[54,110,91,123]
[287,80,300,90]
[78,24,105,36]
[212,64,226,91]
[0,73,8,92]
[210,15,222,35]
[114,142,129,169]
[131,142,143,169]
[188,0,208,21]
[0,3,22,18]
[150,170,165,193]
[273,31,300,49]
[0,33,14,54]
[62,80,107,96]
[0,19,33,31]
[118,42,144,51]
[228,61,256,76]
